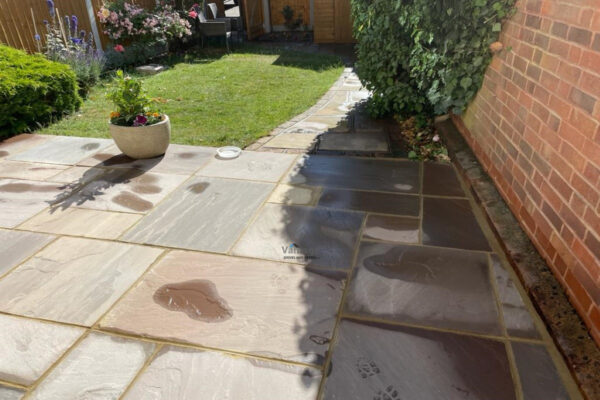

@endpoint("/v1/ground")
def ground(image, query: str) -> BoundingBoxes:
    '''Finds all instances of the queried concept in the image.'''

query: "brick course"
[454,0,600,344]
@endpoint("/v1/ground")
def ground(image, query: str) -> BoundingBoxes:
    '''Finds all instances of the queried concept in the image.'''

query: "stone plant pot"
[109,115,171,159]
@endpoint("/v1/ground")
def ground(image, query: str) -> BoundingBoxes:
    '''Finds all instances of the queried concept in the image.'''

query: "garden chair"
[207,2,242,33]
[198,10,232,51]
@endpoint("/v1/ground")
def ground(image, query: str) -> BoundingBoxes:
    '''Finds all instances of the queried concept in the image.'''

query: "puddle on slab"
[81,143,100,151]
[153,279,233,322]
[0,182,56,193]
[112,192,153,212]
[0,151,9,157]
[132,184,161,194]
[187,182,209,194]
[178,152,196,159]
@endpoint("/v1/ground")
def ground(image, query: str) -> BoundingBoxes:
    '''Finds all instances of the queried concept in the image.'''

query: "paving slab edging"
[436,116,600,400]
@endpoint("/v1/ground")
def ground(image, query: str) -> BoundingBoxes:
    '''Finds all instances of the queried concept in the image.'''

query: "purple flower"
[80,29,86,38]
[46,0,55,17]
[34,34,41,41]
[70,38,83,44]
[133,115,148,126]
[43,19,49,25]
[71,15,78,36]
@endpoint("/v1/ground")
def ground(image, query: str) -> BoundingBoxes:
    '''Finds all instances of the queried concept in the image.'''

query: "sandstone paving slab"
[124,346,321,399]
[100,251,344,364]
[288,115,351,134]
[322,319,516,400]
[0,161,68,181]
[122,177,273,252]
[20,208,142,240]
[0,237,162,326]
[0,314,84,385]
[0,134,53,160]
[28,332,155,400]
[491,254,540,339]
[44,166,105,185]
[318,188,419,216]
[345,243,502,335]
[196,151,297,182]
[268,184,321,205]
[318,132,389,153]
[232,204,363,270]
[263,133,319,150]
[422,197,491,251]
[0,229,54,276]
[363,215,420,244]
[54,168,188,214]
[0,179,64,228]
[78,144,215,175]
[423,162,465,197]
[8,136,112,165]
[314,92,356,116]
[285,155,420,194]
[0,385,24,400]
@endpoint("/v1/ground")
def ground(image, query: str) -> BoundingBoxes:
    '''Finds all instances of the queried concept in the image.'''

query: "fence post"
[84,0,103,52]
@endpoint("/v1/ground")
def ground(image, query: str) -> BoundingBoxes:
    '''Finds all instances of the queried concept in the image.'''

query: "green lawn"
[39,46,343,148]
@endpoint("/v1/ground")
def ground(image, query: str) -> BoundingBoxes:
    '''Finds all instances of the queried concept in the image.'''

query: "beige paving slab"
[0,385,24,400]
[314,92,355,116]
[100,251,344,364]
[263,133,319,150]
[45,166,105,184]
[0,134,53,160]
[0,161,68,181]
[267,184,321,205]
[124,346,321,400]
[196,151,297,182]
[288,115,350,134]
[20,207,142,240]
[8,136,112,165]
[0,314,84,386]
[0,237,162,326]
[0,229,54,276]
[0,179,64,228]
[28,332,154,400]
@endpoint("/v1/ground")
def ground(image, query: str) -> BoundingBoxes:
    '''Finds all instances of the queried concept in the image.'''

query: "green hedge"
[0,45,81,138]
[351,0,515,117]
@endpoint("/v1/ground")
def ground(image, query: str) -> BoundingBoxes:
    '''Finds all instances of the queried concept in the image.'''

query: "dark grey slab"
[123,177,273,252]
[423,162,465,197]
[232,204,364,270]
[491,254,540,339]
[8,137,112,165]
[322,319,516,400]
[286,155,420,193]
[422,197,491,251]
[511,342,570,400]
[0,229,54,276]
[318,132,390,152]
[346,242,502,335]
[318,188,419,216]
[363,215,419,243]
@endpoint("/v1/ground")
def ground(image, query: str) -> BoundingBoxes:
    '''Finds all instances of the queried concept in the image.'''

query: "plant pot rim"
[108,114,169,129]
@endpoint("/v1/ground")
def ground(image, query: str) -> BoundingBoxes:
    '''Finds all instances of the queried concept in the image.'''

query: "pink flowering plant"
[107,70,163,127]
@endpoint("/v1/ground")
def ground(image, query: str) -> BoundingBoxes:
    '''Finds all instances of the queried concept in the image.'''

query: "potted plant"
[107,70,170,159]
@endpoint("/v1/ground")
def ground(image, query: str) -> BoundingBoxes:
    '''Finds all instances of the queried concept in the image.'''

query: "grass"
[39,46,343,148]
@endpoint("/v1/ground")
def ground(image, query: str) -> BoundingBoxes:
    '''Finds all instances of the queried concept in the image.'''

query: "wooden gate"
[313,0,353,43]
[241,0,264,39]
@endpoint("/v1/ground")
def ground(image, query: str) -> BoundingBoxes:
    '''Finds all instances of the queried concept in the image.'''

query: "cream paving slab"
[28,332,155,400]
[0,161,68,181]
[78,144,215,175]
[54,168,188,214]
[318,132,389,152]
[100,251,344,364]
[0,179,64,228]
[45,166,105,184]
[0,134,53,160]
[122,177,273,253]
[0,237,162,326]
[0,229,54,276]
[8,136,112,165]
[0,314,84,386]
[124,346,321,400]
[196,151,297,182]
[314,92,355,116]
[20,208,142,240]
[0,385,24,400]
[263,133,319,150]
[232,204,363,270]
[267,184,321,205]
[288,115,350,134]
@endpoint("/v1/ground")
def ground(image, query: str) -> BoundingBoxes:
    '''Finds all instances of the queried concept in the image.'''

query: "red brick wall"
[454,0,600,343]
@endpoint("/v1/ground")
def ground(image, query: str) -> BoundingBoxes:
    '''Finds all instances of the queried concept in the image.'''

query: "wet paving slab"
[7,136,112,165]
[318,188,419,216]
[317,132,390,153]
[0,179,64,228]
[362,215,420,244]
[423,162,465,197]
[0,161,68,181]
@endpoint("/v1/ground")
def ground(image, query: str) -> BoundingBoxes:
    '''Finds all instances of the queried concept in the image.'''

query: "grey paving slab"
[491,254,540,339]
[263,133,319,150]
[285,155,420,194]
[288,116,351,134]
[363,215,419,244]
[0,161,68,181]
[322,319,516,400]
[8,136,112,165]
[318,132,389,152]
[232,204,363,270]
[346,243,502,335]
[0,385,24,400]
[512,342,571,400]
[0,179,64,228]
[196,151,297,182]
[124,346,321,400]
[44,166,105,184]
[0,237,162,326]
[0,134,53,160]
[122,177,273,252]
[0,229,54,276]
[318,188,419,216]
[423,162,465,197]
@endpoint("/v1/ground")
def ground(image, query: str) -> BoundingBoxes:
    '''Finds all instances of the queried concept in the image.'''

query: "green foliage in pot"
[107,70,163,127]
[351,0,515,117]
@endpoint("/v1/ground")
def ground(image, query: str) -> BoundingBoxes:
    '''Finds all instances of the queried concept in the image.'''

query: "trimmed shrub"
[351,0,515,117]
[0,45,81,137]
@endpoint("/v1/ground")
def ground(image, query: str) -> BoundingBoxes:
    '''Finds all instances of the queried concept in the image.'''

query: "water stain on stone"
[178,152,196,159]
[153,279,233,322]
[112,191,153,212]
[0,183,56,193]
[132,184,162,194]
[187,182,209,194]
[0,151,9,157]
[81,143,101,151]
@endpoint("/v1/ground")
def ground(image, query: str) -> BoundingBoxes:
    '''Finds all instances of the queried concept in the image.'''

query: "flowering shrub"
[107,70,163,127]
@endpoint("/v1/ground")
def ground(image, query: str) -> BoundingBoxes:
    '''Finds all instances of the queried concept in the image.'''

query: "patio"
[0,126,582,398]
